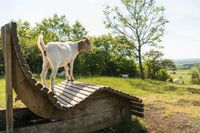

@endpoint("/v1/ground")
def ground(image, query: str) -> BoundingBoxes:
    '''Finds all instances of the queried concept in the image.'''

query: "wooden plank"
[56,97,72,108]
[54,87,82,102]
[12,109,119,133]
[131,105,144,112]
[131,110,144,118]
[55,92,77,106]
[70,81,101,90]
[130,101,144,107]
[4,24,13,133]
[54,87,78,106]
[54,85,87,100]
[61,81,97,93]
[60,82,96,93]
[74,81,104,88]
[57,84,92,96]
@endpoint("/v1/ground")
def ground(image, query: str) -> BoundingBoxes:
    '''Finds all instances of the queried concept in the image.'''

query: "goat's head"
[78,37,92,53]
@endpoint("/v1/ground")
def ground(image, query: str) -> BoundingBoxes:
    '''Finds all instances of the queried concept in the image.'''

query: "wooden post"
[3,24,13,133]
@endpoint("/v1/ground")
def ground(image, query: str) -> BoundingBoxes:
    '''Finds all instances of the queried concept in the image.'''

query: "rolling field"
[0,75,200,132]
[168,69,192,84]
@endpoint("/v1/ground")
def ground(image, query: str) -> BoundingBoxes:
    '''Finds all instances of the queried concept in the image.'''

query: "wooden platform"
[1,22,144,133]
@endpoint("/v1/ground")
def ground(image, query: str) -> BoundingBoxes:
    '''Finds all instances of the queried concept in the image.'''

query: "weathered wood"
[57,84,92,96]
[70,81,101,90]
[12,109,118,133]
[4,24,13,133]
[55,90,77,105]
[131,105,144,112]
[130,101,144,107]
[55,97,72,107]
[54,87,82,102]
[60,82,97,93]
[131,110,144,118]
[54,85,87,99]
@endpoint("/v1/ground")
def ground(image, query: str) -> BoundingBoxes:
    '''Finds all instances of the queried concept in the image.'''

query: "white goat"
[37,35,91,92]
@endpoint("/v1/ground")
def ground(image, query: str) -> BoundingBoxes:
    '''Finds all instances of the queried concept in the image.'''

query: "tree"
[161,59,176,71]
[144,50,163,79]
[143,50,171,80]
[34,14,71,42]
[74,35,137,77]
[104,0,168,79]
[34,14,88,42]
[71,20,88,41]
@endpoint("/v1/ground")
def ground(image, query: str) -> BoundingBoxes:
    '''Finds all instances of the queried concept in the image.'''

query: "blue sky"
[0,0,200,60]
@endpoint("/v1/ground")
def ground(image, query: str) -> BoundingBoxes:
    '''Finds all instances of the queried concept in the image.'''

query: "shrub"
[191,69,200,84]
[157,69,171,81]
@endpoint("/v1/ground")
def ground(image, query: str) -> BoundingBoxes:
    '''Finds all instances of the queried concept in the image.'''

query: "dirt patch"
[187,88,200,94]
[144,104,200,133]
[176,99,190,106]
[192,101,200,106]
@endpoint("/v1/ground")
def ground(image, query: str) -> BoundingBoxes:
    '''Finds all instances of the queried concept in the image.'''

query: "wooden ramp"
[1,22,144,132]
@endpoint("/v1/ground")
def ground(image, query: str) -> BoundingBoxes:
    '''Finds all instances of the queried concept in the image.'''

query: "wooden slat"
[57,84,92,96]
[131,105,144,112]
[54,87,82,102]
[60,82,96,93]
[56,97,72,108]
[54,85,87,99]
[130,101,144,107]
[61,81,96,92]
[71,81,101,90]
[55,89,78,105]
[131,110,144,118]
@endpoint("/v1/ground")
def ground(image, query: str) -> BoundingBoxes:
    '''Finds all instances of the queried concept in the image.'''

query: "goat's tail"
[38,35,47,56]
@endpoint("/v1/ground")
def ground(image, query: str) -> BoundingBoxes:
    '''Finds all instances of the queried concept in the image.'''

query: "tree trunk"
[138,47,145,79]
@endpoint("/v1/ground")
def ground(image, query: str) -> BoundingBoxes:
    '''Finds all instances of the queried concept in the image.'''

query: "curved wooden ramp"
[1,23,144,122]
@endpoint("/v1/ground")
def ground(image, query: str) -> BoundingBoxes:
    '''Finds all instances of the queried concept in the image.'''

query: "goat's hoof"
[71,79,74,82]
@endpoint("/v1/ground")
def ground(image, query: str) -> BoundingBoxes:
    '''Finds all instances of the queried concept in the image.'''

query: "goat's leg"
[64,64,70,81]
[40,59,49,87]
[70,60,75,81]
[50,67,58,93]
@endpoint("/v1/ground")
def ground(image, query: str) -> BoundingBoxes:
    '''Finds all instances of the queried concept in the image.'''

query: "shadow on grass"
[93,117,147,133]
[114,117,147,133]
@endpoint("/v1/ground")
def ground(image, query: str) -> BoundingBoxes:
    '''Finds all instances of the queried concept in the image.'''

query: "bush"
[157,69,171,81]
[191,69,200,84]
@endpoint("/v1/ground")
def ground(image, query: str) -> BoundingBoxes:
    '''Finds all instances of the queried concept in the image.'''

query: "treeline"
[0,14,175,80]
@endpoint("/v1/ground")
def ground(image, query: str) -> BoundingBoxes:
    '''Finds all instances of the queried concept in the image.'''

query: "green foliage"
[144,50,171,81]
[157,69,171,81]
[71,21,88,41]
[0,31,5,74]
[191,66,200,84]
[74,35,137,77]
[104,0,168,79]
[161,59,176,70]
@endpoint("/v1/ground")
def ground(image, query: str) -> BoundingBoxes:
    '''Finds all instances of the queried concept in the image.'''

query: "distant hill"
[173,58,200,65]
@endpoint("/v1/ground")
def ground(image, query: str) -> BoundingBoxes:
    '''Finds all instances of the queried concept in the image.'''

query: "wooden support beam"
[4,24,13,133]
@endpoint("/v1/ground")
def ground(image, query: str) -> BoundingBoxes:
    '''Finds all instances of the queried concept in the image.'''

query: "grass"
[168,69,192,84]
[0,75,200,117]
[0,75,200,132]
